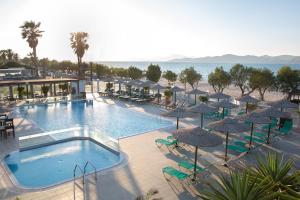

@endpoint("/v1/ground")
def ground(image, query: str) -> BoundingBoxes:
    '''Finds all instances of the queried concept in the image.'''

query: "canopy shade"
[237,95,259,104]
[151,84,165,90]
[163,108,196,129]
[171,86,184,92]
[189,103,218,114]
[259,108,291,119]
[173,126,222,147]
[212,100,237,109]
[207,118,250,133]
[269,99,298,110]
[186,88,207,95]
[209,92,231,100]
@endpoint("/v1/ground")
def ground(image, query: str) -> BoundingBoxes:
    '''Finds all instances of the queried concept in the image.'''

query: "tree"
[20,21,44,76]
[146,64,161,83]
[70,32,89,79]
[41,86,50,97]
[128,66,143,80]
[162,70,177,86]
[249,153,300,199]
[208,67,231,93]
[276,66,300,100]
[93,64,110,78]
[179,67,202,89]
[111,67,128,78]
[248,68,275,101]
[230,64,255,96]
[200,172,279,200]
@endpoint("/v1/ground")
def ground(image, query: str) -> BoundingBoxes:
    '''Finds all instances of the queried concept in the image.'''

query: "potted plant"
[41,86,50,97]
[164,90,172,105]
[17,87,25,100]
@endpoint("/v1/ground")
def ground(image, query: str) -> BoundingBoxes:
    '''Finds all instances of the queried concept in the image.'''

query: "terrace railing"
[18,126,120,155]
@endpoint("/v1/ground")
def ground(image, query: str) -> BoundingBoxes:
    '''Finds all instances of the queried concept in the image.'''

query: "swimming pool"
[17,101,173,138]
[4,139,121,188]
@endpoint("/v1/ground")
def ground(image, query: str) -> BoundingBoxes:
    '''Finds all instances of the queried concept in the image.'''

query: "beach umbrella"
[207,118,250,161]
[163,107,195,129]
[260,108,291,119]
[245,112,272,147]
[151,84,165,103]
[189,103,218,128]
[171,86,184,104]
[173,126,222,179]
[269,99,298,112]
[237,95,259,114]
[212,100,237,118]
[209,92,231,102]
[187,89,207,104]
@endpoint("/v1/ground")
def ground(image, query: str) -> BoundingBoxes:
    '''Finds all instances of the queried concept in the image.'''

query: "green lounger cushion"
[167,135,175,141]
[234,140,247,147]
[253,132,267,139]
[228,145,248,153]
[155,139,177,146]
[178,161,205,172]
[243,136,265,143]
[163,166,190,180]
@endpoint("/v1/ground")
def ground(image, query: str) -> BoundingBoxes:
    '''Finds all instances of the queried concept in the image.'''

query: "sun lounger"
[243,135,266,143]
[178,161,205,173]
[253,131,267,139]
[162,166,191,181]
[155,138,177,148]
[279,120,293,135]
[228,145,248,153]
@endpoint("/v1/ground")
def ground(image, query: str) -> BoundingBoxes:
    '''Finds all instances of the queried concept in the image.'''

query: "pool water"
[4,140,120,188]
[17,101,173,138]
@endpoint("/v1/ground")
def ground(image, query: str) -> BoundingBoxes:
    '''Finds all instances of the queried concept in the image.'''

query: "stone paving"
[0,97,299,200]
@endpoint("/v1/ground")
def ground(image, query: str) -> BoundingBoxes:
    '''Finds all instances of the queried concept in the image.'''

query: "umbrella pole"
[158,89,160,103]
[246,102,248,114]
[225,132,229,161]
[201,113,203,129]
[249,123,254,149]
[176,117,179,129]
[222,107,225,119]
[192,146,198,181]
[174,91,177,104]
[194,94,196,105]
[267,124,271,144]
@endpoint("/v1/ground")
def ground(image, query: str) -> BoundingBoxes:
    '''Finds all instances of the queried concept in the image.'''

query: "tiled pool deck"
[0,97,299,200]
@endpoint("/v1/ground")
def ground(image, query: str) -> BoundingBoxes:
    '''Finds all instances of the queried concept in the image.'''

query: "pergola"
[0,78,80,98]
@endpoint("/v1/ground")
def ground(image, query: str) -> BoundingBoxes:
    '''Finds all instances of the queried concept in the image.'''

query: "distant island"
[169,54,300,64]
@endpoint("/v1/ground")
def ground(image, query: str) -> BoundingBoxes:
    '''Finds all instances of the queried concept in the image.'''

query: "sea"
[100,61,300,80]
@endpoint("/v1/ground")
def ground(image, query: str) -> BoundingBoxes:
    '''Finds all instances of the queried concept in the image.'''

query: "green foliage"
[106,82,113,91]
[179,67,202,89]
[41,86,50,97]
[59,83,68,92]
[17,87,25,99]
[70,32,89,78]
[128,66,143,80]
[230,64,254,96]
[249,68,275,100]
[199,96,208,103]
[146,64,162,83]
[200,171,279,200]
[93,63,111,78]
[111,67,128,77]
[248,153,300,199]
[276,66,300,99]
[162,70,177,85]
[164,90,173,98]
[20,21,44,76]
[208,67,231,93]
[0,49,19,65]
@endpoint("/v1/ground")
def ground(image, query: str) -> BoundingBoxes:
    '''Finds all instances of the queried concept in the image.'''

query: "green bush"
[199,96,208,103]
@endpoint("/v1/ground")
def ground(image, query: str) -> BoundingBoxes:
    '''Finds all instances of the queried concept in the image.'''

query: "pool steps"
[73,161,97,200]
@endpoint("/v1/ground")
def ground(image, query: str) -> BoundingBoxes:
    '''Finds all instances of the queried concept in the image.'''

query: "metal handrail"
[73,164,84,200]
[84,161,97,182]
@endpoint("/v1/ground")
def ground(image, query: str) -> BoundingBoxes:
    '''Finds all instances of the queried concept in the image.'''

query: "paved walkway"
[0,98,299,200]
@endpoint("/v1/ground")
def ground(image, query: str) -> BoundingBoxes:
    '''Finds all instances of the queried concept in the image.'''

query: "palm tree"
[249,153,300,199]
[199,172,279,200]
[20,21,44,76]
[70,32,89,79]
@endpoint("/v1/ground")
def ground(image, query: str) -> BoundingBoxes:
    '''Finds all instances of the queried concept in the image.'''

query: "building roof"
[0,78,79,87]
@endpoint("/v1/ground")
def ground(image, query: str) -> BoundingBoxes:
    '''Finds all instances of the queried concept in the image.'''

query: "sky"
[0,0,300,61]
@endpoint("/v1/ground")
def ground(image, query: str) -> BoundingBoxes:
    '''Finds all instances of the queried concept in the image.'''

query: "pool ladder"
[73,161,97,200]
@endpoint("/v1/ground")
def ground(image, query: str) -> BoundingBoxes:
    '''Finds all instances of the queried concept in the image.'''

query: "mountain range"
[169,54,300,64]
